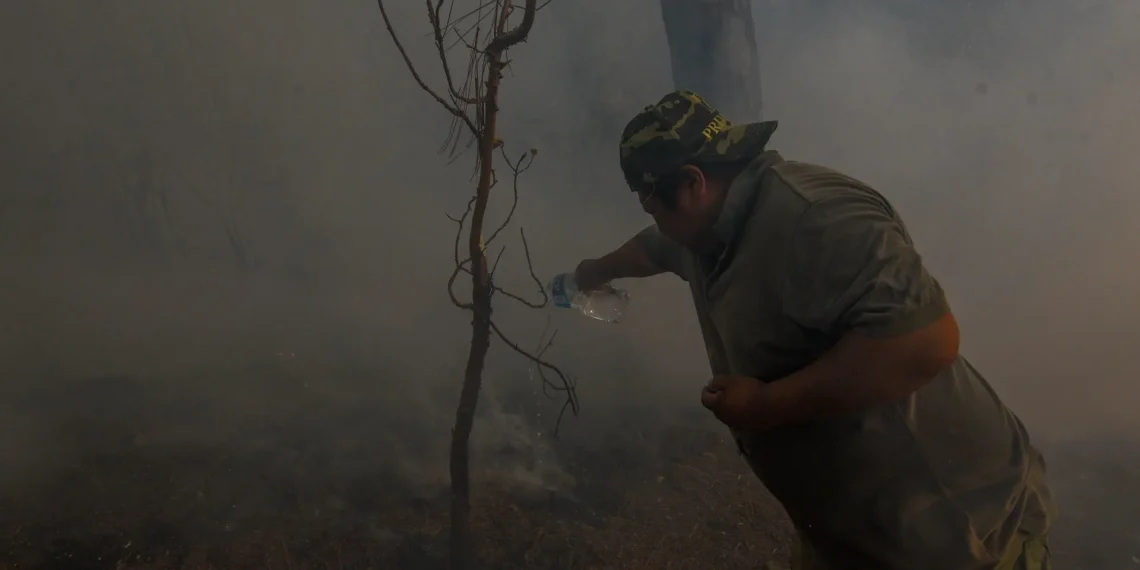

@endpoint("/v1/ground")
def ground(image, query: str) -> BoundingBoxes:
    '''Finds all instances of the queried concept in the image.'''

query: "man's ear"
[676,164,708,201]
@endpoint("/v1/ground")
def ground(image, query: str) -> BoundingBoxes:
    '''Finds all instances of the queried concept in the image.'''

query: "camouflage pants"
[791,530,1051,570]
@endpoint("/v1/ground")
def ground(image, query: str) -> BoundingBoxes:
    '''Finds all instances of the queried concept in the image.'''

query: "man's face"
[637,165,719,251]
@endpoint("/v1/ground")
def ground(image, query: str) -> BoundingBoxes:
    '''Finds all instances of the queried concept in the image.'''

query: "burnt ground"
[0,373,1137,570]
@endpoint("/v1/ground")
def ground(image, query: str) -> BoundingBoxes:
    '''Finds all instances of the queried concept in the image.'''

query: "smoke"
[495,0,1140,440]
[746,0,1140,436]
[0,0,1137,524]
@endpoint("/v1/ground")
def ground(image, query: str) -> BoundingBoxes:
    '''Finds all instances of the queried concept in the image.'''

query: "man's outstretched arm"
[575,226,683,290]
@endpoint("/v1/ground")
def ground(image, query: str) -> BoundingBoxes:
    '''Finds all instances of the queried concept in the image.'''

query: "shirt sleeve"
[631,225,689,281]
[780,190,949,337]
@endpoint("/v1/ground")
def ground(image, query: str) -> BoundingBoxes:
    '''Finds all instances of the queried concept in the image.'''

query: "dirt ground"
[1,374,1137,570]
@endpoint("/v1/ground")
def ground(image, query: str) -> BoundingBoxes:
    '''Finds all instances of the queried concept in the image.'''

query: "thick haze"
[1,0,1137,494]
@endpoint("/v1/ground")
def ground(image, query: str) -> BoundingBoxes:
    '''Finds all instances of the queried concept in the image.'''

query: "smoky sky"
[0,0,1137,493]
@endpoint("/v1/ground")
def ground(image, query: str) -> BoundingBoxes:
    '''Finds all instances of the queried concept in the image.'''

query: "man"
[575,91,1055,570]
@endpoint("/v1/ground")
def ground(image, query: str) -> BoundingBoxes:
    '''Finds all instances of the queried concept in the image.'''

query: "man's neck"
[691,193,728,255]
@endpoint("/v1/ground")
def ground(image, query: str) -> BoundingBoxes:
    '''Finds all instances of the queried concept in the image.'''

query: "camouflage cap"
[619,90,778,191]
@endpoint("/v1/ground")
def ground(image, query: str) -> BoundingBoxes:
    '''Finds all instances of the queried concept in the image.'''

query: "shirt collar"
[709,150,783,246]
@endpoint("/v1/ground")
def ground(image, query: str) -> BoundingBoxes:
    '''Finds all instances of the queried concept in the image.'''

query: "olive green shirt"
[634,151,1055,570]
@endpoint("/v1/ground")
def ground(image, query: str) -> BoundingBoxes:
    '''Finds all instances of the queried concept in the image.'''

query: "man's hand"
[716,314,961,430]
[574,258,610,292]
[574,230,669,293]
[700,375,785,432]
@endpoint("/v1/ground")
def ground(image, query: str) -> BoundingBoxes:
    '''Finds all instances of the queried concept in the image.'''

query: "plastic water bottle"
[549,272,630,323]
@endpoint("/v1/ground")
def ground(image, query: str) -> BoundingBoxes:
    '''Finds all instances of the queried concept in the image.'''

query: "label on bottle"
[551,273,572,308]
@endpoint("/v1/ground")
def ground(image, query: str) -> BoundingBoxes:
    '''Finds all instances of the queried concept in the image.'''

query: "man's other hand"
[701,375,783,432]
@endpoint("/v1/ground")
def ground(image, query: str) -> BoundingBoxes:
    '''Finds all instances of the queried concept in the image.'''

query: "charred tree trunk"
[449,50,503,570]
[379,2,578,568]
[659,0,763,120]
[447,5,537,570]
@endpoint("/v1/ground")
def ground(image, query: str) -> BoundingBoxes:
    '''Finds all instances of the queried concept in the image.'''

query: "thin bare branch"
[489,319,579,436]
[442,0,498,35]
[447,184,546,312]
[456,228,545,309]
[438,36,485,158]
[427,0,485,106]
[445,196,477,309]
[515,227,548,306]
[531,322,561,400]
[376,0,478,135]
[486,0,537,53]
[525,321,578,434]
[484,147,534,247]
[448,196,477,267]
[447,264,473,310]
[489,245,507,277]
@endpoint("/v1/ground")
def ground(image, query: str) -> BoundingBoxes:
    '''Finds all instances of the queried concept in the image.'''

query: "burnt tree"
[376,1,578,569]
[659,0,763,119]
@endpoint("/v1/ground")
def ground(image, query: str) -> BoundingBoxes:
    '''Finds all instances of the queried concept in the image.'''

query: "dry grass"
[0,431,793,570]
[1,374,1136,570]
[0,374,793,570]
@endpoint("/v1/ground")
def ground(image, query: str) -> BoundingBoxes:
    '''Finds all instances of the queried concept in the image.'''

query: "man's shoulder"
[767,159,889,208]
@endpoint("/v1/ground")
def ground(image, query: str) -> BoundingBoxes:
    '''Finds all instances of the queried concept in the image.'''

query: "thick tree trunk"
[658,0,763,121]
